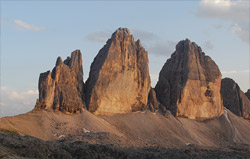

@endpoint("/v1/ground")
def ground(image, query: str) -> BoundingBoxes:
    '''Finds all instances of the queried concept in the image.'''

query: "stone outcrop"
[221,78,250,119]
[245,89,250,101]
[35,50,84,113]
[155,39,224,119]
[85,28,151,115]
[148,88,158,112]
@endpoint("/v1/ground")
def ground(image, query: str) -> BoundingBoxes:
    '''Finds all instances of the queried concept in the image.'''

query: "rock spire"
[35,50,84,114]
[155,39,224,119]
[85,28,151,115]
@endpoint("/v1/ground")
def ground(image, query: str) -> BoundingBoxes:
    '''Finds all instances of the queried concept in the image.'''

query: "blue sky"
[1,0,249,117]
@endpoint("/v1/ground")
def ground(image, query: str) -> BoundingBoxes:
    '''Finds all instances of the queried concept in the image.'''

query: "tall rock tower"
[85,28,151,115]
[35,50,84,114]
[155,39,224,119]
[221,78,250,119]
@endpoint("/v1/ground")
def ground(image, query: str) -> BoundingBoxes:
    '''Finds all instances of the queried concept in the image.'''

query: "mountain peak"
[85,27,150,115]
[155,40,223,119]
[175,38,201,53]
[56,56,63,66]
[114,27,130,35]
[111,27,132,42]
[221,77,250,119]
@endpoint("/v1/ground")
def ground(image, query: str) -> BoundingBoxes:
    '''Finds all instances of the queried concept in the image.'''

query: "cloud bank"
[0,87,38,117]
[197,0,248,21]
[196,0,249,44]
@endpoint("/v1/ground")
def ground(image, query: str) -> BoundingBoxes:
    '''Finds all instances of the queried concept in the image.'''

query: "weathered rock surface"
[35,50,84,113]
[221,78,250,119]
[85,28,151,115]
[245,89,250,101]
[155,39,224,119]
[148,88,158,112]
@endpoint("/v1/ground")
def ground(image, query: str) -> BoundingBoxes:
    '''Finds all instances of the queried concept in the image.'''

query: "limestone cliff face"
[221,78,250,119]
[85,28,151,115]
[155,39,224,119]
[35,50,84,113]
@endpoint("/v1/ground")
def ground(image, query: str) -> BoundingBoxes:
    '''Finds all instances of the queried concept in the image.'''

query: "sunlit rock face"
[35,50,84,114]
[155,39,224,119]
[221,78,250,119]
[85,28,151,115]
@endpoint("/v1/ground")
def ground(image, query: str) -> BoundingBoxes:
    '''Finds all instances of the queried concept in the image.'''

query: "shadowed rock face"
[221,78,250,119]
[85,28,151,115]
[155,39,224,119]
[35,50,84,114]
[148,88,158,112]
[245,89,250,101]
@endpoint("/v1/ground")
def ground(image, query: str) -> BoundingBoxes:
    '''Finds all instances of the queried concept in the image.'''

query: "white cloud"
[197,0,249,21]
[0,87,38,117]
[8,89,38,100]
[196,0,249,44]
[13,20,44,31]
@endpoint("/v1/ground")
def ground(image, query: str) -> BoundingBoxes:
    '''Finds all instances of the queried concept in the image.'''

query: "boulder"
[85,28,151,115]
[221,78,250,119]
[35,50,84,113]
[155,39,224,119]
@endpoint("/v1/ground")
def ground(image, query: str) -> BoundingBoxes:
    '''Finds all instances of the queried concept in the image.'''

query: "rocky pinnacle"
[35,50,84,114]
[155,39,224,119]
[85,28,151,115]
